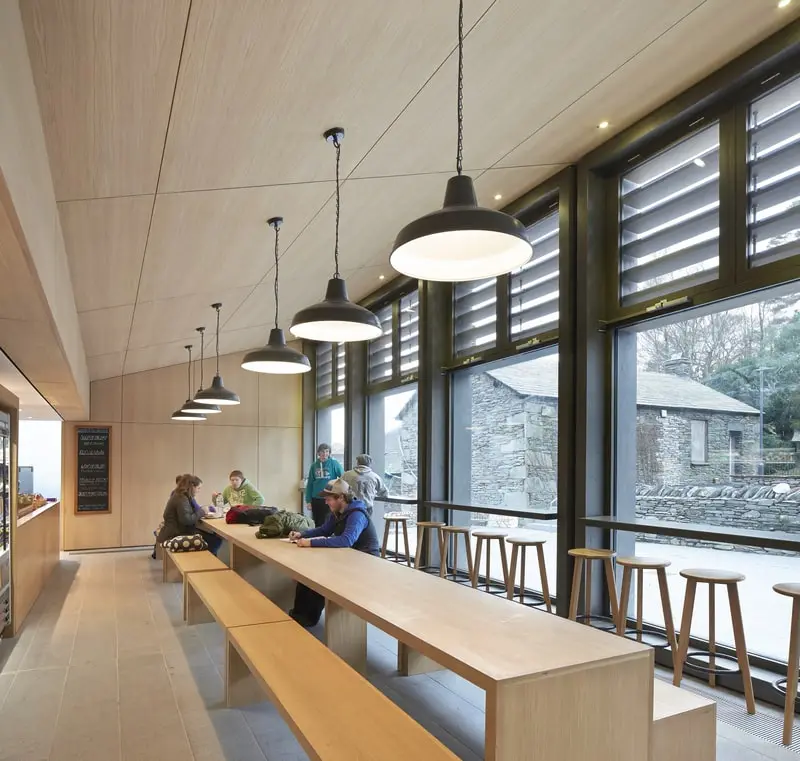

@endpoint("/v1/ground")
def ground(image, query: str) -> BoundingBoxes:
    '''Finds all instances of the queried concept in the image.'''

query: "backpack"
[256,510,314,539]
[225,505,278,525]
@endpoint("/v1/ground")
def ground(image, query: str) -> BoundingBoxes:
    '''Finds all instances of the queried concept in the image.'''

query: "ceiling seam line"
[121,0,194,377]
[486,0,710,172]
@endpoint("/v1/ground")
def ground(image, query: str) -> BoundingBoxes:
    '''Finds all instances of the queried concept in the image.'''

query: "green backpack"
[256,510,314,539]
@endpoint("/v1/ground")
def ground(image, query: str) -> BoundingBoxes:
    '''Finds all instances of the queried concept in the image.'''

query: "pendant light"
[389,0,532,282]
[194,303,240,406]
[172,345,207,422]
[242,218,312,374]
[289,128,382,343]
[183,327,221,414]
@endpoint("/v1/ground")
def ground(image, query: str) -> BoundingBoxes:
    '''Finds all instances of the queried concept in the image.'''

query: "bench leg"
[324,599,367,675]
[185,582,214,625]
[226,638,265,708]
[163,551,181,583]
[230,544,294,610]
[397,642,443,676]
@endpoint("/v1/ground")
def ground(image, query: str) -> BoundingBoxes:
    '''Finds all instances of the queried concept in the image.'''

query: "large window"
[315,403,344,465]
[615,284,800,660]
[619,123,720,306]
[368,386,418,499]
[315,343,345,464]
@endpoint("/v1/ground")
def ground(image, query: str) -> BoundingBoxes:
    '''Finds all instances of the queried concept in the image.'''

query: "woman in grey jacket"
[156,475,221,554]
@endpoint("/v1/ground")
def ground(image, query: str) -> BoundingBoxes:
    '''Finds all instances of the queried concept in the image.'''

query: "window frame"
[445,168,575,371]
[690,419,709,465]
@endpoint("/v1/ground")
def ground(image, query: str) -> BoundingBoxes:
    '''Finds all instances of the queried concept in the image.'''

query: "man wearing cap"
[342,453,389,516]
[287,478,380,627]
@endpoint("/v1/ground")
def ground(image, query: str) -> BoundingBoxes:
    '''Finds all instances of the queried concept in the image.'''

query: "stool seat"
[680,568,745,583]
[569,548,615,560]
[416,521,446,528]
[385,514,410,522]
[774,582,800,598]
[617,556,671,570]
[506,537,546,547]
[440,525,470,534]
[473,531,507,539]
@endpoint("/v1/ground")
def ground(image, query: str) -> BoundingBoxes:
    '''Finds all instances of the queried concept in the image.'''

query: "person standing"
[304,443,343,527]
[342,454,388,516]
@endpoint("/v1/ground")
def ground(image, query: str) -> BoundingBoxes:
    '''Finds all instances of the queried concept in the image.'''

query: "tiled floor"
[0,550,795,760]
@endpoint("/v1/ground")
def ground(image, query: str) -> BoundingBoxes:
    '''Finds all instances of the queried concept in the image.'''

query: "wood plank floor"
[0,550,793,760]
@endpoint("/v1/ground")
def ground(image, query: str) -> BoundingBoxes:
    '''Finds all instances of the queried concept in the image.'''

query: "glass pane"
[619,123,720,305]
[367,385,418,498]
[616,285,800,660]
[316,403,345,465]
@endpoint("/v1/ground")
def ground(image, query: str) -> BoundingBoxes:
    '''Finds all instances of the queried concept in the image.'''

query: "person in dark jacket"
[156,475,222,555]
[288,478,379,627]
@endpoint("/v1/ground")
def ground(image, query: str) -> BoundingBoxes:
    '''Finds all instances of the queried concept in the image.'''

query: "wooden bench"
[162,549,229,619]
[186,569,290,628]
[652,679,716,761]
[227,621,459,761]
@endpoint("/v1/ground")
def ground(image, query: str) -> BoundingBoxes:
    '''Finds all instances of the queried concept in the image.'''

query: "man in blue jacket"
[288,478,379,627]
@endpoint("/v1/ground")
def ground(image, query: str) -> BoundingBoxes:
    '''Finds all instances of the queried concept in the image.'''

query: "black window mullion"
[391,299,401,382]
[496,273,511,352]
[719,107,743,287]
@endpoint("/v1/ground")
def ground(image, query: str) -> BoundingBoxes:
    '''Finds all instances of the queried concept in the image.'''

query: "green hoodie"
[222,479,264,507]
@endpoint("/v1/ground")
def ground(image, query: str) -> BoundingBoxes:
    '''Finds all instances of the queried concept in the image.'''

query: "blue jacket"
[305,457,344,503]
[300,501,380,555]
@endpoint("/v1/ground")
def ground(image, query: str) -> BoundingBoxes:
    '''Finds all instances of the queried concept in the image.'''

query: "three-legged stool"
[568,548,619,630]
[439,525,474,584]
[380,515,411,567]
[616,556,677,651]
[471,532,509,595]
[506,538,552,613]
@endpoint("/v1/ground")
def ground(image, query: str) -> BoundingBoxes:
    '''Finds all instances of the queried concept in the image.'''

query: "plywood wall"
[62,353,303,550]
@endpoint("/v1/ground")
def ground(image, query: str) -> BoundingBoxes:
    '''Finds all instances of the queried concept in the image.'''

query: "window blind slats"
[619,122,720,305]
[399,292,419,374]
[748,76,800,268]
[453,278,497,356]
[315,343,334,401]
[367,293,418,385]
[368,306,393,384]
[510,210,560,342]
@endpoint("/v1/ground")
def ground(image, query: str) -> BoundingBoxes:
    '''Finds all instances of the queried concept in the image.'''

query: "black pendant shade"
[194,374,240,406]
[390,174,532,282]
[242,328,311,374]
[290,277,381,343]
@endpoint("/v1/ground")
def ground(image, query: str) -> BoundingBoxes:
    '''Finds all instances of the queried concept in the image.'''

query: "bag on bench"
[256,510,314,539]
[163,533,208,552]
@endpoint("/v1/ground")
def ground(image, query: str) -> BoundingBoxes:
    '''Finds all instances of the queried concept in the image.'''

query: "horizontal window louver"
[399,291,419,375]
[619,122,720,306]
[748,75,800,268]
[453,277,497,356]
[316,343,333,401]
[368,306,393,384]
[335,344,346,397]
[510,210,559,340]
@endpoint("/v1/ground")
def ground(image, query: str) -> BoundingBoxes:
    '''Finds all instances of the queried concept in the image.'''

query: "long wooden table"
[201,519,653,761]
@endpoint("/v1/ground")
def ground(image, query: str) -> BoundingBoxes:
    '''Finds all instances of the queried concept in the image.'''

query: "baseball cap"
[320,478,352,497]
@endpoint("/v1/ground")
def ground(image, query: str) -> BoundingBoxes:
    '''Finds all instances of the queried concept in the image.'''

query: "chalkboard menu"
[75,426,111,514]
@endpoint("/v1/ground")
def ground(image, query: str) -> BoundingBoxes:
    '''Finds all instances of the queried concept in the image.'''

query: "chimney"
[662,356,691,377]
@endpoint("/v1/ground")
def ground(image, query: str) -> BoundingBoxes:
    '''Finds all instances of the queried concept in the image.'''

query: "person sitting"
[288,478,379,627]
[157,475,222,556]
[212,470,264,508]
[342,454,389,516]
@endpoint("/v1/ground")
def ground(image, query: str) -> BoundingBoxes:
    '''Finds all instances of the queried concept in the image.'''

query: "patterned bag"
[163,533,208,552]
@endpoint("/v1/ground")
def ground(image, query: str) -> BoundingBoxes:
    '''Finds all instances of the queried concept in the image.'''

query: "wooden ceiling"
[19,0,800,380]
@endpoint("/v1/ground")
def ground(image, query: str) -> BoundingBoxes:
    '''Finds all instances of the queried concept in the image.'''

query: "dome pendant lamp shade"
[389,0,532,282]
[289,128,381,343]
[187,327,221,413]
[242,217,312,373]
[173,345,207,421]
[195,303,240,406]
[390,174,532,282]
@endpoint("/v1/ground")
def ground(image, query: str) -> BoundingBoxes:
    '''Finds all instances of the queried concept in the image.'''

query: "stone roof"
[487,355,760,415]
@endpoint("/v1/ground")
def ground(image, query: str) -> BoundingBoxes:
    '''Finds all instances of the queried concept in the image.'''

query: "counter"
[12,500,60,633]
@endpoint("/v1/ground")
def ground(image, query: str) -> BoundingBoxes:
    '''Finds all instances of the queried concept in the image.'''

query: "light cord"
[215,306,221,375]
[197,328,205,388]
[333,133,341,277]
[456,0,464,175]
[273,223,280,329]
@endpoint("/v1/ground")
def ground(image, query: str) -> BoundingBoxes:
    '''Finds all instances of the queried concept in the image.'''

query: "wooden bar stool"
[380,514,411,567]
[568,548,619,630]
[439,525,473,584]
[616,556,677,651]
[414,521,446,573]
[773,582,800,744]
[506,538,552,613]
[673,568,755,715]
[472,532,509,595]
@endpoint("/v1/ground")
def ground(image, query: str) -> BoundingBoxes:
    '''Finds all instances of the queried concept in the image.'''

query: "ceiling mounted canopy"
[242,218,312,374]
[290,128,382,343]
[184,327,221,414]
[172,345,207,422]
[389,0,532,282]
[194,303,240,406]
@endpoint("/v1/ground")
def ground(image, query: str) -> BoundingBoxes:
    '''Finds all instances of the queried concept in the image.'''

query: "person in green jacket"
[212,470,264,507]
[305,443,343,526]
